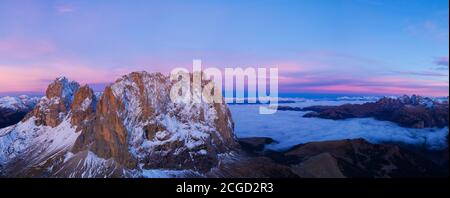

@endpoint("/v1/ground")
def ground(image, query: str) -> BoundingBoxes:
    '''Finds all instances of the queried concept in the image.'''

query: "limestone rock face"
[72,85,135,168]
[73,71,238,171]
[70,85,97,131]
[26,77,80,127]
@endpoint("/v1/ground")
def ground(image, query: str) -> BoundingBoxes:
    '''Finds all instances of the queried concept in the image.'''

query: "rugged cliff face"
[70,85,97,132]
[0,71,238,177]
[25,77,80,127]
[72,72,237,171]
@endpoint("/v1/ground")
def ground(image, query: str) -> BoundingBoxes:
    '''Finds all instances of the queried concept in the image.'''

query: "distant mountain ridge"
[0,95,40,128]
[0,95,40,111]
[276,95,449,128]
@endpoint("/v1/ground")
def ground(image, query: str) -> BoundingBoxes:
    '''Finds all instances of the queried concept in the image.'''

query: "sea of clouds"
[229,100,449,151]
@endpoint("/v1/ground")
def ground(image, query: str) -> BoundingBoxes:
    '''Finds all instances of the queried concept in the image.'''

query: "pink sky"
[1,58,448,97]
[0,1,448,97]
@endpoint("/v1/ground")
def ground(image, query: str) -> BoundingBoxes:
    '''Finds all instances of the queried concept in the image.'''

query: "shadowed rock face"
[72,85,135,168]
[238,137,277,153]
[70,85,97,131]
[0,108,28,129]
[283,139,448,178]
[237,137,448,178]
[279,95,449,128]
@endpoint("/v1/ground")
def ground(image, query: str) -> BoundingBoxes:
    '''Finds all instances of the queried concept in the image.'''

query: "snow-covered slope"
[0,95,40,111]
[0,118,80,177]
[0,78,83,176]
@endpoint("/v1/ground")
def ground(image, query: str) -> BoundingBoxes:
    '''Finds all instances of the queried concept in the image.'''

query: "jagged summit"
[0,72,238,177]
[45,77,80,108]
[24,77,81,127]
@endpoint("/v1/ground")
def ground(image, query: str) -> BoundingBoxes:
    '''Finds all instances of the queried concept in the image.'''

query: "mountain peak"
[72,71,238,171]
[45,77,80,108]
[55,76,68,81]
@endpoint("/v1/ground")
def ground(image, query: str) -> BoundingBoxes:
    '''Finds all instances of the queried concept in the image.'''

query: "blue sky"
[0,0,448,96]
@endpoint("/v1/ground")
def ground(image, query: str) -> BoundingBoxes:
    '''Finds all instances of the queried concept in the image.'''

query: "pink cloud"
[280,75,448,96]
[56,4,75,14]
[300,84,447,97]
[275,62,317,73]
[0,37,55,59]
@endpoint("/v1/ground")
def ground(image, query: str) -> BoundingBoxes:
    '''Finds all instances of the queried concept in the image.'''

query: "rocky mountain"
[0,72,238,177]
[277,95,449,128]
[0,95,40,128]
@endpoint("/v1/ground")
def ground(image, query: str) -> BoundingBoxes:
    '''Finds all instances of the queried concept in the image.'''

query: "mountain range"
[277,95,449,129]
[0,72,448,178]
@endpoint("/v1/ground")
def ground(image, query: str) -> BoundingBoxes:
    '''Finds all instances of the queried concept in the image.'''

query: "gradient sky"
[0,0,448,96]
